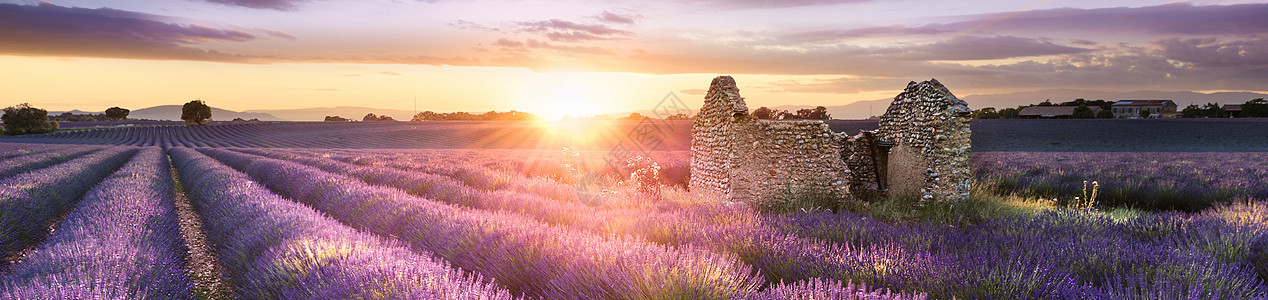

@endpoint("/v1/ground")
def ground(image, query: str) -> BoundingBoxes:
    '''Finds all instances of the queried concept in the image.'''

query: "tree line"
[972,99,1115,119]
[750,106,831,120]
[3,100,212,135]
[1179,99,1268,118]
[971,98,1268,119]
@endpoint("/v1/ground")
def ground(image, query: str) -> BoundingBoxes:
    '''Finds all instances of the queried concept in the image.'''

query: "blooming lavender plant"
[169,147,515,299]
[975,152,1268,211]
[1,148,193,299]
[0,146,100,180]
[0,146,136,263]
[197,147,764,299]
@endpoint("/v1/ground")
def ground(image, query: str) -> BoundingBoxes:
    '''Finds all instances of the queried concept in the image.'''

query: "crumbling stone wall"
[690,76,972,204]
[690,76,849,203]
[840,131,883,196]
[876,79,973,201]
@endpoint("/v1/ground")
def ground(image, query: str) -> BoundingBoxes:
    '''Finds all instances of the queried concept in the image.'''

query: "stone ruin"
[689,76,973,204]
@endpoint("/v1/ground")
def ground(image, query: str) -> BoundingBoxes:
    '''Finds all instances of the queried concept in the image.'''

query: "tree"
[791,106,830,120]
[363,113,378,122]
[1202,103,1225,118]
[377,115,395,121]
[752,107,775,119]
[1180,104,1204,118]
[2,103,56,135]
[1140,109,1152,118]
[181,100,211,125]
[1243,98,1268,118]
[972,107,1000,119]
[998,107,1020,119]
[1096,108,1114,119]
[775,110,796,120]
[105,107,129,121]
[809,106,830,119]
[325,116,350,122]
[1072,105,1095,119]
[1037,99,1054,106]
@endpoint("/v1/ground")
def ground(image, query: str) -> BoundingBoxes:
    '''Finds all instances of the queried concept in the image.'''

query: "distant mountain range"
[769,89,1268,120]
[128,105,286,121]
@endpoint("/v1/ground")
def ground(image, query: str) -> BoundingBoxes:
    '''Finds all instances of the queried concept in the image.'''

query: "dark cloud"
[203,0,308,11]
[944,3,1268,36]
[895,36,1092,61]
[0,3,269,62]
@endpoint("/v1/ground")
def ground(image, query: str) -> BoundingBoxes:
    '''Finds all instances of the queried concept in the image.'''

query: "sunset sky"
[2,0,1266,119]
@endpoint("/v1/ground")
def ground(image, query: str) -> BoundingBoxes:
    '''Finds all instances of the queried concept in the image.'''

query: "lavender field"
[0,121,1265,299]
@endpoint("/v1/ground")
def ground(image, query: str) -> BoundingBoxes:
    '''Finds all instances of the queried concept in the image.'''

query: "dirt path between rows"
[169,156,233,299]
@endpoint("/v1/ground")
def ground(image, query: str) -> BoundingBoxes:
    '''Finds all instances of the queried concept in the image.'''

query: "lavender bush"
[0,146,136,263]
[974,152,1268,211]
[169,147,514,299]
[197,147,764,299]
[0,146,100,180]
[1,148,193,299]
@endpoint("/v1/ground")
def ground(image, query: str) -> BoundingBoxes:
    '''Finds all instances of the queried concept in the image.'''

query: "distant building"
[1111,100,1177,118]
[1224,104,1242,118]
[1017,106,1102,119]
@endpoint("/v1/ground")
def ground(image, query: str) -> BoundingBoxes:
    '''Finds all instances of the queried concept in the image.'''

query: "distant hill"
[128,105,286,121]
[245,106,415,121]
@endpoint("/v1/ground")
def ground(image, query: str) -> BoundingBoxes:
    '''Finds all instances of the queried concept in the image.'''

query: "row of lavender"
[169,148,515,299]
[201,147,925,299]
[2,148,193,298]
[199,147,767,298]
[975,152,1268,211]
[338,148,1268,212]
[0,143,905,299]
[227,147,963,294]
[222,147,1267,298]
[0,147,136,266]
[0,121,695,150]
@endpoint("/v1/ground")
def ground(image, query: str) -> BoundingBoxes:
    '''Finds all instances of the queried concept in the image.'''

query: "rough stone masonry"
[689,76,972,204]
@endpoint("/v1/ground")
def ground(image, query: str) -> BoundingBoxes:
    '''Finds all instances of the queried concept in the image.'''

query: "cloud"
[203,0,308,11]
[515,19,633,42]
[449,20,499,31]
[379,71,403,75]
[942,3,1268,36]
[683,0,873,9]
[595,11,638,24]
[781,25,946,42]
[0,3,270,62]
[895,36,1092,61]
[1154,38,1268,68]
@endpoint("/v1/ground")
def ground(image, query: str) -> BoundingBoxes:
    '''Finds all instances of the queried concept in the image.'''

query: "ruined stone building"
[689,76,973,204]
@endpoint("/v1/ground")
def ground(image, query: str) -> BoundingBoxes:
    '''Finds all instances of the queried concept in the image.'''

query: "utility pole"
[414,97,417,116]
